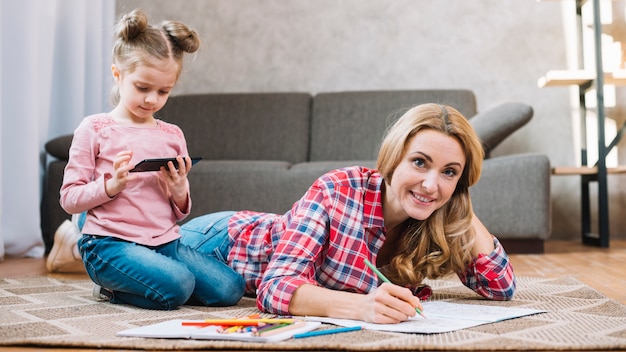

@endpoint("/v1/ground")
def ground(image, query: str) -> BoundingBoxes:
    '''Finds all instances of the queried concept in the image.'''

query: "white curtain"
[0,0,114,258]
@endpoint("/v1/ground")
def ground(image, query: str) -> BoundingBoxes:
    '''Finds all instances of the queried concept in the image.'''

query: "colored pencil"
[223,325,243,334]
[293,325,362,339]
[252,322,286,335]
[255,322,307,337]
[363,258,425,317]
[181,318,295,327]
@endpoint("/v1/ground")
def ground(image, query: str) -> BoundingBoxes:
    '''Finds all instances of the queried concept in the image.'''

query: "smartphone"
[130,157,203,172]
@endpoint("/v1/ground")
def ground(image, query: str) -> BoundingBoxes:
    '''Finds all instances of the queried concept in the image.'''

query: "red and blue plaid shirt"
[227,166,516,314]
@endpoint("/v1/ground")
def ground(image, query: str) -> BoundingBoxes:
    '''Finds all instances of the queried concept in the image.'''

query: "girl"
[58,9,244,310]
[180,103,516,323]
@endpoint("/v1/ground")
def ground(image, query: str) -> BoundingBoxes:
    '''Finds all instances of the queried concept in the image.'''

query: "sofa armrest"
[470,153,551,241]
[40,160,71,254]
[469,102,533,157]
[45,134,73,161]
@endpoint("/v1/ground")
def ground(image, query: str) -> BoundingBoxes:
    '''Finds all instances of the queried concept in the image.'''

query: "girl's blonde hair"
[110,9,200,105]
[376,103,484,286]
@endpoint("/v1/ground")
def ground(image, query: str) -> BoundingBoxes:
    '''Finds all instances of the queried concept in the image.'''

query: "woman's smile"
[411,190,435,204]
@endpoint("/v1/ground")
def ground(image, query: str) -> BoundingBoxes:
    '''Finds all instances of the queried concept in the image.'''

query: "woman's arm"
[289,282,423,324]
[459,213,516,300]
[470,213,495,256]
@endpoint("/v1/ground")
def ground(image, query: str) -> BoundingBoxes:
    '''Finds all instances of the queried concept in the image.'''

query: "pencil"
[222,325,243,334]
[293,325,362,339]
[255,322,307,337]
[363,258,425,317]
[253,322,287,335]
[181,318,295,327]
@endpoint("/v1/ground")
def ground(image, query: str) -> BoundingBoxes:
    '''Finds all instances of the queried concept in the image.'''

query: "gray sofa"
[41,90,551,254]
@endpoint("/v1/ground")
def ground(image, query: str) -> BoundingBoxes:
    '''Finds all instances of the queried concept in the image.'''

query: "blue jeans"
[78,212,244,310]
[179,211,239,264]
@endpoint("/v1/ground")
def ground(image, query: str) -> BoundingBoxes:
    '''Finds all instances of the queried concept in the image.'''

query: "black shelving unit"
[539,0,621,247]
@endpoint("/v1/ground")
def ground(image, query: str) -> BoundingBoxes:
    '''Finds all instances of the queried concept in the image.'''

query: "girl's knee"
[199,272,245,306]
[154,272,196,310]
[216,280,245,306]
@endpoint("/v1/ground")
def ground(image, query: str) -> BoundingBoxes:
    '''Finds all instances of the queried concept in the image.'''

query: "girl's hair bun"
[162,21,201,54]
[115,9,149,42]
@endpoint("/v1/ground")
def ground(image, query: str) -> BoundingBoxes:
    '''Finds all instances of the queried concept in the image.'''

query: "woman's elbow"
[483,281,516,301]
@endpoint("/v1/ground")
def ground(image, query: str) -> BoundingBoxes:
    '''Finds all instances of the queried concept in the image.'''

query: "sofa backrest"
[157,93,312,164]
[46,90,480,165]
[308,90,477,161]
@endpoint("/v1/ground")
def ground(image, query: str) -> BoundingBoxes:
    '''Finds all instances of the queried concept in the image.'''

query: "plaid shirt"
[227,166,516,314]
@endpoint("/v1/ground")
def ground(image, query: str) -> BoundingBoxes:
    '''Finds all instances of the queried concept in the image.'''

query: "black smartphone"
[130,157,203,172]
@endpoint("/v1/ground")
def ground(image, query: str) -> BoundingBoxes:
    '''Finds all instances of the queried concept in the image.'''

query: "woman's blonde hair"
[110,9,200,105]
[376,103,484,286]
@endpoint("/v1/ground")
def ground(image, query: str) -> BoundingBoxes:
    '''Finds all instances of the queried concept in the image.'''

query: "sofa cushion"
[157,93,312,164]
[468,102,533,156]
[289,160,377,175]
[186,160,296,217]
[309,90,477,161]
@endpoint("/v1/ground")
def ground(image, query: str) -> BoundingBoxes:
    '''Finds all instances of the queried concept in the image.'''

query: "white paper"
[116,319,322,342]
[117,320,198,339]
[305,301,546,334]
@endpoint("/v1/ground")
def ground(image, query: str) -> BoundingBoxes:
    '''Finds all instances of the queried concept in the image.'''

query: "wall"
[116,0,626,241]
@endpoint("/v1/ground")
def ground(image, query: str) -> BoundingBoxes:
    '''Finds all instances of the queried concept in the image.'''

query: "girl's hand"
[161,155,191,209]
[361,283,423,324]
[105,150,136,197]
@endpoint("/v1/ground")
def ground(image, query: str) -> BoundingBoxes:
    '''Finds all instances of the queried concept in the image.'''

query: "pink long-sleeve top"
[59,113,191,246]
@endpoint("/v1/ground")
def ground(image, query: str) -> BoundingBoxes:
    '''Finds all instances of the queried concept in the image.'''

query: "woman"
[180,103,516,323]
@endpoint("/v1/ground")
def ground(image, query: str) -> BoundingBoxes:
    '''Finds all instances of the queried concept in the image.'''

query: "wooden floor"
[1,240,626,351]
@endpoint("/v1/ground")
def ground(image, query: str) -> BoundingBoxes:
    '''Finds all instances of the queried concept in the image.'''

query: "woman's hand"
[289,283,423,324]
[105,150,136,197]
[361,283,423,324]
[161,155,191,210]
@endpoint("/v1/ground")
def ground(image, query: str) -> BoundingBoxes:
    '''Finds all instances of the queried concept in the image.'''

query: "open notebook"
[305,301,546,334]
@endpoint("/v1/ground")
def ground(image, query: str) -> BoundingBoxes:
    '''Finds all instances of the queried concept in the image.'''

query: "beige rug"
[1,275,626,351]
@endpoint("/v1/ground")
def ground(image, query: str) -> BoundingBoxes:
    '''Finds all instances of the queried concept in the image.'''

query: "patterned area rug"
[1,275,626,351]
